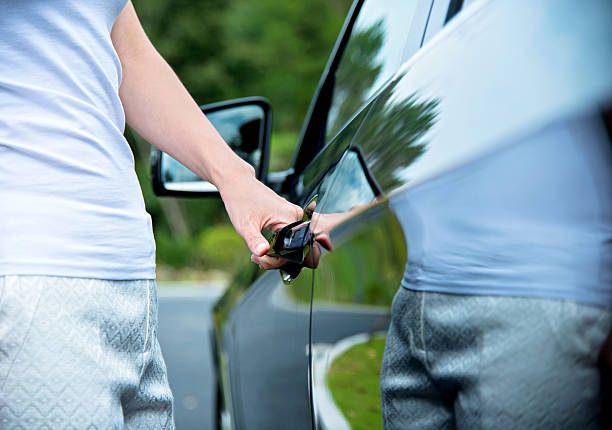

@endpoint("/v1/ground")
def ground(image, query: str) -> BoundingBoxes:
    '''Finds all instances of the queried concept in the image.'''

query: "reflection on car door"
[308,151,406,430]
[306,0,612,428]
[302,0,434,428]
[216,268,313,429]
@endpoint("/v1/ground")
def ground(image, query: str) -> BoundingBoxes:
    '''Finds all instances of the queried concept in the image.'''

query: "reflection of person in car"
[380,113,612,430]
[0,2,300,428]
[254,110,612,429]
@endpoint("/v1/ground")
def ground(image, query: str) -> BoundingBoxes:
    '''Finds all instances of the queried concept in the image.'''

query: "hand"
[217,168,303,257]
[250,203,372,270]
[251,241,323,270]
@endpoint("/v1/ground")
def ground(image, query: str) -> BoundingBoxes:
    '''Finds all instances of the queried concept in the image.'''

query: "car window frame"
[288,0,365,181]
[298,0,462,212]
[288,0,435,188]
[421,0,465,45]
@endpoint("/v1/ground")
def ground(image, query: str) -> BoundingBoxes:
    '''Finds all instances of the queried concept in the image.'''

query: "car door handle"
[267,220,313,285]
[268,220,313,264]
[266,195,318,284]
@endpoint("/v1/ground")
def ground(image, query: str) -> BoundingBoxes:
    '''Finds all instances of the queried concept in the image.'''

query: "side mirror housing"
[151,97,272,197]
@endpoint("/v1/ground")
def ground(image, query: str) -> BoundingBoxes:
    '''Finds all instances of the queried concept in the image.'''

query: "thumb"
[242,228,270,257]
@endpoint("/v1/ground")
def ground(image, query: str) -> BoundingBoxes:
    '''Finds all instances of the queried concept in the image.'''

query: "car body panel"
[310,201,405,430]
[214,268,312,430]
[354,0,612,196]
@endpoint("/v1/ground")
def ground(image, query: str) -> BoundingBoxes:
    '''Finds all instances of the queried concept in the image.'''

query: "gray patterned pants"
[381,287,611,430]
[0,276,174,429]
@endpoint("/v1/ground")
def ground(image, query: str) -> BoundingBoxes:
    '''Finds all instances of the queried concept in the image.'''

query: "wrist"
[214,157,256,194]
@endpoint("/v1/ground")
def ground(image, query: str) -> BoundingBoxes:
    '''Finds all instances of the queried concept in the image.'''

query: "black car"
[152,0,612,428]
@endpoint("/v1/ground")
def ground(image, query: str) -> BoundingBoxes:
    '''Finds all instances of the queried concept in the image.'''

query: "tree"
[223,0,350,131]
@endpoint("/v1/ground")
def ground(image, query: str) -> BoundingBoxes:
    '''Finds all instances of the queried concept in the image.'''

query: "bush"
[197,224,249,272]
[155,231,197,268]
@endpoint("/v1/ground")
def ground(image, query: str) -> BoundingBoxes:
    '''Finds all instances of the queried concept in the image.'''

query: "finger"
[251,254,268,265]
[242,227,270,257]
[295,204,304,222]
[251,254,286,270]
[252,255,283,270]
[304,200,317,219]
[303,243,321,268]
[262,203,304,232]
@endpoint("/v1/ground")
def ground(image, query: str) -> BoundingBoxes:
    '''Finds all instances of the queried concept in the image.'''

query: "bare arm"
[111,1,301,256]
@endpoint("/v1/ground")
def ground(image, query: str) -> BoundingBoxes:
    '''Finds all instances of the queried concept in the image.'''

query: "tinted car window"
[316,149,376,214]
[325,0,421,142]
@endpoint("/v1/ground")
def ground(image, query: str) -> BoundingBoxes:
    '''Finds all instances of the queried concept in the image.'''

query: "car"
[151,0,612,429]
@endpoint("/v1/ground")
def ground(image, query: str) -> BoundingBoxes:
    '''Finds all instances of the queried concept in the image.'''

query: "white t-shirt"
[0,0,156,279]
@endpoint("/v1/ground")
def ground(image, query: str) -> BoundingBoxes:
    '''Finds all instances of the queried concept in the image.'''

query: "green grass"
[327,336,386,430]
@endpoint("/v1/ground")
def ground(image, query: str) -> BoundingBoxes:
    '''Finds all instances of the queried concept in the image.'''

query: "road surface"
[157,282,226,430]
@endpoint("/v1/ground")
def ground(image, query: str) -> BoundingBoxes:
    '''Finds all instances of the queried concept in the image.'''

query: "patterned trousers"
[381,287,611,430]
[0,276,174,429]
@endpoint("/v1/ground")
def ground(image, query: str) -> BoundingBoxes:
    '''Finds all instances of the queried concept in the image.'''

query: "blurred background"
[127,0,353,282]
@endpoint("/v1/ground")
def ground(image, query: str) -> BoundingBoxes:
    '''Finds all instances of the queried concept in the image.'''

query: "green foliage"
[196,224,249,272]
[132,0,351,132]
[328,20,385,138]
[354,83,439,191]
[223,0,350,131]
[155,231,197,268]
[152,222,250,275]
[269,131,298,171]
[289,209,406,306]
[131,0,231,103]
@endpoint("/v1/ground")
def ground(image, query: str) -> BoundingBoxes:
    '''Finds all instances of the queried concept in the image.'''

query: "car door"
[304,0,612,429]
[282,1,437,429]
[302,1,485,427]
[212,1,429,428]
[210,1,394,428]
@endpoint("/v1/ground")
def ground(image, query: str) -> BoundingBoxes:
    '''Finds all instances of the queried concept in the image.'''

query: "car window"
[292,0,432,177]
[324,0,422,143]
[316,148,377,214]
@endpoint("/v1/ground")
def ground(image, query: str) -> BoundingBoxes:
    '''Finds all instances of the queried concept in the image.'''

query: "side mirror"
[151,97,271,196]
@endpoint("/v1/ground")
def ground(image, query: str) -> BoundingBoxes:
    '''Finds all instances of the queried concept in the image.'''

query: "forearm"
[111,1,301,256]
[113,3,252,189]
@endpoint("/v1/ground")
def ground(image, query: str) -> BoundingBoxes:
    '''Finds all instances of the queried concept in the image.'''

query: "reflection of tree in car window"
[327,20,385,141]
[354,79,440,191]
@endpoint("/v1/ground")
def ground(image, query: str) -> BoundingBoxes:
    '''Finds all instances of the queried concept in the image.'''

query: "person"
[0,1,301,428]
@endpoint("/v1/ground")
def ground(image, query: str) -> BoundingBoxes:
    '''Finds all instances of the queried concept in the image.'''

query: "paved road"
[157,283,226,430]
